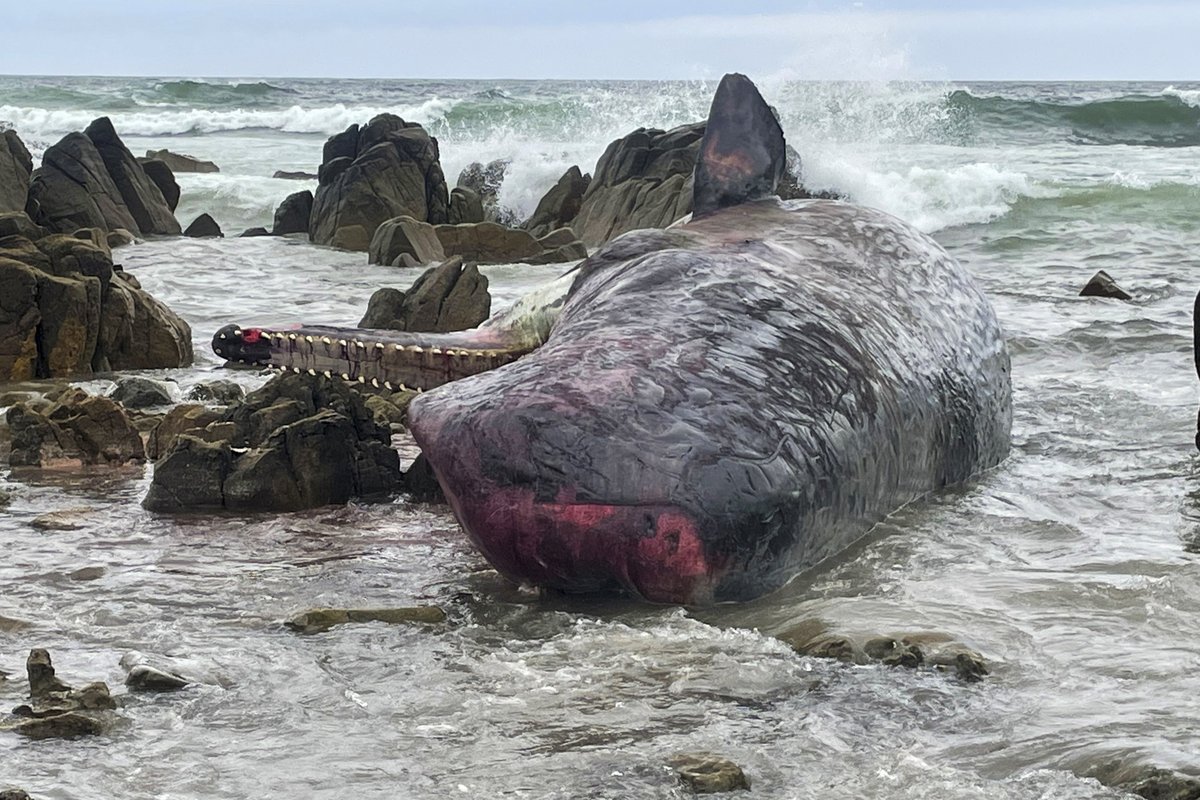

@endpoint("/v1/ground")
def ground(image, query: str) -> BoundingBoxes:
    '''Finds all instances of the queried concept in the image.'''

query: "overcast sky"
[2,1,1197,80]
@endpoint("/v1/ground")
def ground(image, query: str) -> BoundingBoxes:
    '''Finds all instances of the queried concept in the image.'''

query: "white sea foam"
[808,156,1041,232]
[1162,85,1200,108]
[0,97,458,138]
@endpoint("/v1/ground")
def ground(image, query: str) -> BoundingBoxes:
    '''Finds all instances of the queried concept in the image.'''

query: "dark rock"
[456,159,513,225]
[137,158,180,211]
[27,648,72,698]
[286,606,447,633]
[183,213,222,238]
[310,115,449,251]
[272,189,313,236]
[572,121,705,247]
[777,622,989,681]
[403,452,445,503]
[0,129,33,214]
[106,228,136,249]
[144,373,402,512]
[7,391,145,467]
[99,271,193,371]
[13,712,104,740]
[273,170,317,180]
[0,789,33,800]
[368,215,445,266]
[1091,763,1200,800]
[359,256,490,333]
[447,186,484,224]
[125,664,189,692]
[1080,270,1132,300]
[142,435,232,510]
[68,566,105,581]
[30,508,93,531]
[187,379,244,405]
[144,148,218,173]
[239,227,270,237]
[86,118,181,236]
[524,166,590,239]
[146,404,220,460]
[668,753,751,794]
[109,376,173,408]
[28,132,142,234]
[0,211,45,240]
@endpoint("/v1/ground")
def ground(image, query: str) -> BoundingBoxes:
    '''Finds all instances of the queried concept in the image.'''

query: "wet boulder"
[0,129,33,214]
[144,373,402,513]
[0,211,45,240]
[272,189,313,236]
[187,379,244,405]
[145,404,221,460]
[524,165,590,239]
[86,118,181,236]
[239,227,270,237]
[309,115,449,251]
[7,389,145,467]
[368,215,445,266]
[273,170,317,180]
[433,221,586,265]
[286,606,446,633]
[360,256,490,333]
[447,186,484,224]
[109,375,173,409]
[136,159,180,212]
[571,121,705,247]
[183,213,222,238]
[144,148,218,173]
[667,753,751,794]
[1080,269,1132,300]
[28,132,141,234]
[106,228,136,249]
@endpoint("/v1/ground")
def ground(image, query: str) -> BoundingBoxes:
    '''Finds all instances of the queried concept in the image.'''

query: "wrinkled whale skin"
[407,197,1012,604]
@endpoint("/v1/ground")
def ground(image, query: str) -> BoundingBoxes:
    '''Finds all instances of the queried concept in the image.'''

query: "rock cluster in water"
[0,123,195,381]
[143,372,403,512]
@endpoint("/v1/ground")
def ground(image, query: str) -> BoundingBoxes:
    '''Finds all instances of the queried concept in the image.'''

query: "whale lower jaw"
[435,481,726,605]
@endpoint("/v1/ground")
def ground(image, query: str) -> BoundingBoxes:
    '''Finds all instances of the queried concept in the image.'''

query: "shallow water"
[4,78,1200,798]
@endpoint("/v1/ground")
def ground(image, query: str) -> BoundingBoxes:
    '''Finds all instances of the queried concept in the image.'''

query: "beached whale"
[213,74,1012,604]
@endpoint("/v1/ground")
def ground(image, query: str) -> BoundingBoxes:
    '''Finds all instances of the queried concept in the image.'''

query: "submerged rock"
[1090,762,1200,800]
[12,712,104,740]
[273,170,317,180]
[0,789,34,800]
[286,606,447,633]
[187,379,245,405]
[776,622,989,682]
[1080,269,1132,300]
[667,753,751,794]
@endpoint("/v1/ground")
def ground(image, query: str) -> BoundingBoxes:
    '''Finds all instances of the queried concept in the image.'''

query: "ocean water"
[2,76,1200,798]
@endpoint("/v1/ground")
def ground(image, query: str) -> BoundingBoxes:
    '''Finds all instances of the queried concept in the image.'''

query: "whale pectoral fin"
[692,73,787,218]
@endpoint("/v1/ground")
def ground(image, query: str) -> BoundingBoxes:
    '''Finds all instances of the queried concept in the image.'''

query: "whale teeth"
[431,347,442,355]
[292,366,301,373]
[340,373,350,380]
[394,344,403,351]
[374,342,384,350]
[371,378,379,387]
[472,350,485,357]
[357,376,366,384]
[323,370,331,378]
[354,340,365,349]
[383,381,393,390]
[338,339,347,346]
[288,333,297,341]
[412,346,424,354]
[321,336,332,345]
[305,335,314,344]
[398,383,409,392]
[218,333,227,340]
[307,368,316,376]
[233,329,242,337]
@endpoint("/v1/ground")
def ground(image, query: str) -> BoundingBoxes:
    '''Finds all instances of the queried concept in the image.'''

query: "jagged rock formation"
[308,114,449,251]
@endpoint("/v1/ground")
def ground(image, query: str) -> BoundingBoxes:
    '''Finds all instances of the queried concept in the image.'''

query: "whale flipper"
[692,73,787,217]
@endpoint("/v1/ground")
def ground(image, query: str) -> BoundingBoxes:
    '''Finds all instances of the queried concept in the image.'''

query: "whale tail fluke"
[692,73,788,218]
